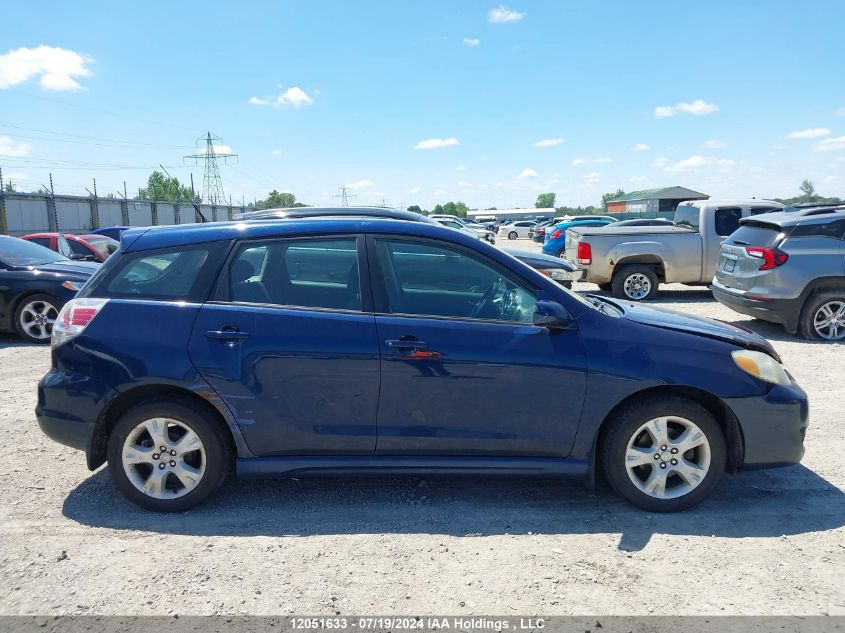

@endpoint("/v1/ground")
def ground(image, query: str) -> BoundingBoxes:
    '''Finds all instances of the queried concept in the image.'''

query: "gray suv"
[712,207,845,340]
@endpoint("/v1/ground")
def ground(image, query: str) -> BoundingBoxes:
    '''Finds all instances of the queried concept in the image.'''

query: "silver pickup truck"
[564,199,784,300]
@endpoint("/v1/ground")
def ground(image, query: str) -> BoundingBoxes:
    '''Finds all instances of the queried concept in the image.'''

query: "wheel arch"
[613,256,667,282]
[89,384,245,470]
[588,384,744,489]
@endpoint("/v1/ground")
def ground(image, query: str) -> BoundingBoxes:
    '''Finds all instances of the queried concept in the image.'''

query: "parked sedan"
[37,217,807,513]
[498,220,536,240]
[22,232,120,263]
[0,236,99,343]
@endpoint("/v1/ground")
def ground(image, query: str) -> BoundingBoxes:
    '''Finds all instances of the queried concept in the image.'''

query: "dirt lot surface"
[1,238,843,616]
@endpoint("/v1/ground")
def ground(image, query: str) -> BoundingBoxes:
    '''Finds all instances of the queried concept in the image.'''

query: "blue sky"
[1,0,844,208]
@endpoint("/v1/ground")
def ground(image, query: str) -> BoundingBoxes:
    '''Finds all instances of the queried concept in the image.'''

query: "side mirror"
[69,253,86,261]
[533,300,573,330]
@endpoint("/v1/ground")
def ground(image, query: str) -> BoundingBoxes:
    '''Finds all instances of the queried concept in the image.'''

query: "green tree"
[799,179,817,203]
[2,181,15,192]
[138,171,196,202]
[432,204,444,214]
[441,201,469,217]
[407,205,422,213]
[601,188,625,210]
[535,192,556,208]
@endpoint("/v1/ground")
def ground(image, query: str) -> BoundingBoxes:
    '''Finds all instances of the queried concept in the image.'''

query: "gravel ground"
[0,238,843,616]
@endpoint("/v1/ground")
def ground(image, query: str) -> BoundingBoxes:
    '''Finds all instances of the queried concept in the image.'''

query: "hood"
[19,260,99,279]
[617,300,780,360]
[503,249,577,271]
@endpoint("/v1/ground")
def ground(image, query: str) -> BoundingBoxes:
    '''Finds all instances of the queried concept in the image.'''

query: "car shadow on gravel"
[0,334,33,349]
[62,463,844,551]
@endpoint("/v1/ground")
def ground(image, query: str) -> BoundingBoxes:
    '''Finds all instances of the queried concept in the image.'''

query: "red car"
[20,232,119,263]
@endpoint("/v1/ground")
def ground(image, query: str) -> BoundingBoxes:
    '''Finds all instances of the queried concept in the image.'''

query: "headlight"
[731,350,790,386]
[540,268,575,281]
[62,281,84,292]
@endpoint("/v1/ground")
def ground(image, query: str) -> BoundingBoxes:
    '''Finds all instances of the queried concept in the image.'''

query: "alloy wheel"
[813,300,845,341]
[623,273,651,300]
[624,416,711,500]
[122,417,206,499]
[19,299,58,340]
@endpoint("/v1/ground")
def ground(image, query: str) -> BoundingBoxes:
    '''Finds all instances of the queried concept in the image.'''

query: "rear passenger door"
[188,236,381,456]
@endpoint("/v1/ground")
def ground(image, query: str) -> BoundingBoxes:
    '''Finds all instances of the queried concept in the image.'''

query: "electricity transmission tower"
[332,186,358,207]
[184,132,237,205]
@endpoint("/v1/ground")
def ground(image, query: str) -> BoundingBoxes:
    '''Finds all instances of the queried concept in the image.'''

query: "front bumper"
[711,283,802,332]
[726,379,809,469]
[36,368,118,469]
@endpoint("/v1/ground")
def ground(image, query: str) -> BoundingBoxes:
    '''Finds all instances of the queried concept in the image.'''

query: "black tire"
[508,231,518,240]
[611,265,659,301]
[107,398,232,512]
[597,283,613,293]
[798,291,845,342]
[560,281,572,290]
[556,248,566,258]
[600,395,726,512]
[14,293,63,344]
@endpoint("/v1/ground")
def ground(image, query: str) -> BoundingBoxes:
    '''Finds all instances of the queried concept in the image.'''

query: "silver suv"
[712,207,845,340]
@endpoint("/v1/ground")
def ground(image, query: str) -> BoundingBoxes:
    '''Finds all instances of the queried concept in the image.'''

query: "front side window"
[376,239,536,323]
[228,237,360,311]
[68,240,93,257]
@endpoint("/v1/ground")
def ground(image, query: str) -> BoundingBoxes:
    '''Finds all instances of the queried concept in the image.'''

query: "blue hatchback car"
[542,219,615,258]
[36,216,808,512]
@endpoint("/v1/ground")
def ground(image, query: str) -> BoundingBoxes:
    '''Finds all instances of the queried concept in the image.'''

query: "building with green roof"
[606,186,709,216]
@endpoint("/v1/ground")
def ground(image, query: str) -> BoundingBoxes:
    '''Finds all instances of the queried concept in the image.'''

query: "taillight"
[746,247,788,271]
[577,241,592,265]
[549,229,563,240]
[52,298,109,348]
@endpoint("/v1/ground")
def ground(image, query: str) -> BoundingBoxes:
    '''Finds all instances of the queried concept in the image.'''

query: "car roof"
[739,207,845,228]
[121,216,482,252]
[234,206,439,224]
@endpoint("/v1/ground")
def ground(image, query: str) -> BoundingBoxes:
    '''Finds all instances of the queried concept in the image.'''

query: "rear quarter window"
[84,241,230,302]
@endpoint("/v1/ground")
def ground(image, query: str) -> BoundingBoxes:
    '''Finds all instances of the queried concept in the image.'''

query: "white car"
[433,218,496,244]
[497,220,536,240]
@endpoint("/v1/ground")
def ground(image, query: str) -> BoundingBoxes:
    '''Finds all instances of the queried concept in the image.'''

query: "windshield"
[85,236,121,258]
[0,236,68,267]
[673,204,700,230]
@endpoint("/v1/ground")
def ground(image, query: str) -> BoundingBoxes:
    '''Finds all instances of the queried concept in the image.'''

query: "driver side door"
[369,236,587,457]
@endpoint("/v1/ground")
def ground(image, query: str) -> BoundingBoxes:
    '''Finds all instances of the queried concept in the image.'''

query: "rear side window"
[714,207,743,236]
[88,241,230,302]
[726,223,784,248]
[226,237,361,311]
[790,219,845,240]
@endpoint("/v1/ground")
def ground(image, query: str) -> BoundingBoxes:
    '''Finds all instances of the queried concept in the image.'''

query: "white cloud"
[0,45,93,91]
[787,127,831,139]
[823,175,839,183]
[346,179,374,189]
[201,144,233,155]
[517,168,539,179]
[271,149,283,155]
[488,5,524,23]
[836,108,845,117]
[414,137,459,150]
[631,143,650,152]
[629,176,648,184]
[663,155,735,172]
[434,188,447,196]
[583,172,601,184]
[249,86,315,108]
[703,139,727,149]
[572,157,612,165]
[463,38,480,46]
[816,136,845,152]
[455,165,468,171]
[653,99,719,118]
[533,137,565,147]
[652,156,669,167]
[457,181,472,187]
[409,187,422,194]
[0,136,31,156]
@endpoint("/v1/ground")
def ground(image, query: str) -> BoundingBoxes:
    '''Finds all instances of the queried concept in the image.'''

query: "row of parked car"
[549,200,845,341]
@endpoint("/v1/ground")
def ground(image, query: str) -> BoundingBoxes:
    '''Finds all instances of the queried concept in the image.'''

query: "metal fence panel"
[55,198,93,233]
[127,201,153,227]
[156,203,176,226]
[98,201,123,228]
[199,205,213,222]
[4,196,51,235]
[177,204,198,224]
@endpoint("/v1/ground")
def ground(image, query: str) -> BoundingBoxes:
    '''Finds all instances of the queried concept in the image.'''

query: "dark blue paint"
[36,217,808,479]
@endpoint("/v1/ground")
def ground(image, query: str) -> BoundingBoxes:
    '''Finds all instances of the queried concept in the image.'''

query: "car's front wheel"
[601,395,726,512]
[14,293,63,344]
[107,399,232,512]
[799,291,845,341]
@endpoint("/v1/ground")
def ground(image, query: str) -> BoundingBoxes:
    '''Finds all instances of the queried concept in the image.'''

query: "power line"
[184,132,237,205]
[0,128,193,150]
[332,186,358,207]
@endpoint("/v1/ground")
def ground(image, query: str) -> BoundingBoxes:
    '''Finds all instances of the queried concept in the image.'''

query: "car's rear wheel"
[14,293,62,344]
[601,395,726,512]
[508,231,518,240]
[799,291,845,341]
[612,265,659,301]
[107,399,232,512]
